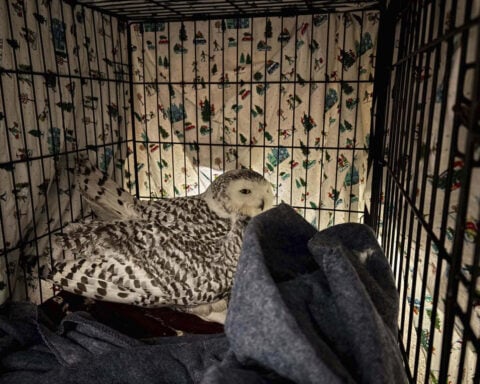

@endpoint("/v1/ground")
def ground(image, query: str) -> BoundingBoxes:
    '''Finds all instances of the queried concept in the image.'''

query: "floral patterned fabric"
[380,0,480,382]
[129,12,377,229]
[0,0,131,303]
[0,0,477,381]
[0,1,378,310]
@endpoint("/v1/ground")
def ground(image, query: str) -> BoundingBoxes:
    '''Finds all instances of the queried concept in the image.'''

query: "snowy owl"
[45,160,274,316]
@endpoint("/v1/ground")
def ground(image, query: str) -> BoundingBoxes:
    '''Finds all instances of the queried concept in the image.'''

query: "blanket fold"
[209,204,405,384]
[0,204,406,383]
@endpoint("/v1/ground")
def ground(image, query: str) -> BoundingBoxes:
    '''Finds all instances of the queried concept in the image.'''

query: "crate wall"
[0,0,478,383]
[370,0,480,382]
[0,0,132,303]
[0,1,379,309]
[127,12,378,229]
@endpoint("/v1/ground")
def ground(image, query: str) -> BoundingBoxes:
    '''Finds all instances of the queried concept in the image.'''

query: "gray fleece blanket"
[0,203,406,383]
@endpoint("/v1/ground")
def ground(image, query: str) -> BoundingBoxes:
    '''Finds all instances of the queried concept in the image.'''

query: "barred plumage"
[46,159,273,316]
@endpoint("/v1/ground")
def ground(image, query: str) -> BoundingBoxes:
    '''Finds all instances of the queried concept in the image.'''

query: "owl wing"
[48,214,233,307]
[75,158,209,230]
[75,157,142,221]
[48,255,158,305]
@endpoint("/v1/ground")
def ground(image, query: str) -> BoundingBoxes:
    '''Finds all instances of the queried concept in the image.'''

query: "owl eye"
[239,188,251,195]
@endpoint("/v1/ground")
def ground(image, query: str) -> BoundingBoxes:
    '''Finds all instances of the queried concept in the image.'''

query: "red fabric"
[39,291,224,339]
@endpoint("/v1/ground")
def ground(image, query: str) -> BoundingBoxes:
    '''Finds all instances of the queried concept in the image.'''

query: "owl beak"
[259,199,265,211]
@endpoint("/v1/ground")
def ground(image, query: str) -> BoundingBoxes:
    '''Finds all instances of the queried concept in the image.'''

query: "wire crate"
[0,0,478,382]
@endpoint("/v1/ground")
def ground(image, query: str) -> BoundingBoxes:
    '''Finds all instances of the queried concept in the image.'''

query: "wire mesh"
[0,0,478,383]
[0,0,132,303]
[127,12,376,228]
[74,0,380,23]
[371,0,480,382]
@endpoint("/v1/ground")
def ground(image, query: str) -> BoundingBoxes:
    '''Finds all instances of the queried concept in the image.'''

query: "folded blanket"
[204,203,405,383]
[0,302,228,383]
[0,204,406,383]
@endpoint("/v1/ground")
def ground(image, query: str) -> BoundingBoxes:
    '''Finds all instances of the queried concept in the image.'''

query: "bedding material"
[39,290,225,338]
[0,204,406,383]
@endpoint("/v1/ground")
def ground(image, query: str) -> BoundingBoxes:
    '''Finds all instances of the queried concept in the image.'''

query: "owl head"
[204,169,274,219]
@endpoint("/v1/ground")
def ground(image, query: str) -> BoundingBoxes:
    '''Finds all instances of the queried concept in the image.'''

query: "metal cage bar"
[0,0,132,302]
[0,1,478,383]
[374,0,480,382]
[74,0,380,23]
